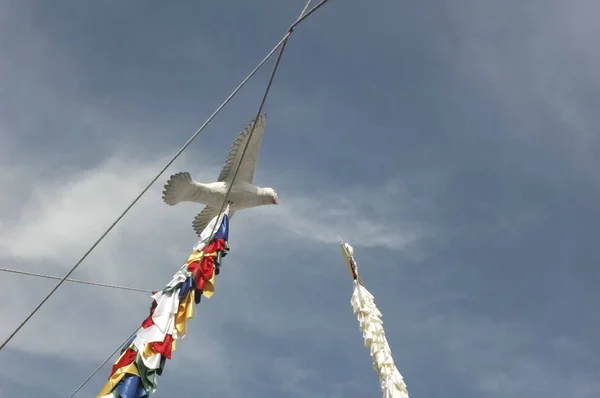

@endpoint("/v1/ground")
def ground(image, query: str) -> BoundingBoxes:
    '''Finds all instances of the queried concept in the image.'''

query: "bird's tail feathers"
[162,172,194,206]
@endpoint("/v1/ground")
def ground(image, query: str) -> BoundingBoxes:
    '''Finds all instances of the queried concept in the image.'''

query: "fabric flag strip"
[98,209,231,398]
[340,241,410,398]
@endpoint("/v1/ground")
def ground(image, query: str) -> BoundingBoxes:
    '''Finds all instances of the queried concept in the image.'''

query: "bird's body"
[163,175,275,211]
[162,114,278,236]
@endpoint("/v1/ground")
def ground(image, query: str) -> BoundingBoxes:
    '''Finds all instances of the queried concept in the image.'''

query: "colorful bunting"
[98,210,230,398]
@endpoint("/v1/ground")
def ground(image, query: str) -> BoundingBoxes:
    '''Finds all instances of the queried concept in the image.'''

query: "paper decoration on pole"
[97,209,231,398]
[340,240,410,398]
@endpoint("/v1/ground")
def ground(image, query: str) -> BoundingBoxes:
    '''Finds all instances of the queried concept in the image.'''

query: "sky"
[0,0,599,397]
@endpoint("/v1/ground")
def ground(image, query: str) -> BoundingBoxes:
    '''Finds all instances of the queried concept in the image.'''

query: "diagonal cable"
[0,267,152,294]
[0,0,329,353]
[204,0,330,242]
[66,0,331,396]
[67,330,138,398]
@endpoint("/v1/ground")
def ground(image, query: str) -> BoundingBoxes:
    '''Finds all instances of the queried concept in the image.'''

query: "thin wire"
[0,267,152,294]
[204,0,320,242]
[292,0,330,30]
[68,1,331,395]
[67,330,138,398]
[0,0,330,353]
[0,45,280,354]
[203,0,333,245]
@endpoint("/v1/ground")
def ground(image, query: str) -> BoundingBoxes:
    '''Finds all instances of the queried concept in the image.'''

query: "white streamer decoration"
[341,241,409,398]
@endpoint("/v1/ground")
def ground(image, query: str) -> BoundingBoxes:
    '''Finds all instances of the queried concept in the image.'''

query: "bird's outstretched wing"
[192,205,236,237]
[217,114,266,185]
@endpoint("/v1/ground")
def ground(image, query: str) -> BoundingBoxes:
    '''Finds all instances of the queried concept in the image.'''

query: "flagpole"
[339,240,410,398]
[97,207,232,398]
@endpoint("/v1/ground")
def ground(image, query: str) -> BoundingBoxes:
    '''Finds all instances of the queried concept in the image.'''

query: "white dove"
[162,114,278,236]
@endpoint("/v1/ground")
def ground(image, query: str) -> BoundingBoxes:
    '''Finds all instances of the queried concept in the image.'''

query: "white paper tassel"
[343,242,409,398]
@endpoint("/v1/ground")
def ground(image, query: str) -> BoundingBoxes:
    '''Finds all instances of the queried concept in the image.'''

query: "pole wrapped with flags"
[97,208,231,398]
[340,240,409,398]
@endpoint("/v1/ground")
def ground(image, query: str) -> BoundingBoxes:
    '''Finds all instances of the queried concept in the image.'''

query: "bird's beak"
[273,197,278,205]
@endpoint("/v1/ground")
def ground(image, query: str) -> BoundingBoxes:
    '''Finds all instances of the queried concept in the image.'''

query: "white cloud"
[0,151,425,263]
[0,148,427,361]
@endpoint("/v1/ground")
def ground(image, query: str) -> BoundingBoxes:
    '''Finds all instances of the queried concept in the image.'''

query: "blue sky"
[0,0,599,397]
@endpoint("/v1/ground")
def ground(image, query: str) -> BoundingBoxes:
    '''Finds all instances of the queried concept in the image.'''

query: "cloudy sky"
[1,0,599,397]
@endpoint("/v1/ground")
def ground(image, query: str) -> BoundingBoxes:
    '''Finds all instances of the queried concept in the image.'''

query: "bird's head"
[262,187,279,205]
